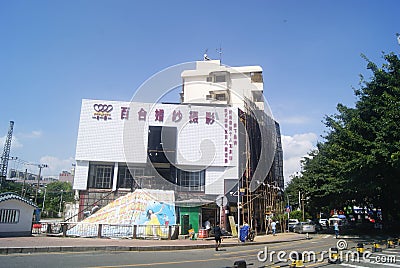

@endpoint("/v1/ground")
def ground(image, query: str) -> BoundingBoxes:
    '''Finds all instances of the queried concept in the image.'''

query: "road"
[1,234,399,268]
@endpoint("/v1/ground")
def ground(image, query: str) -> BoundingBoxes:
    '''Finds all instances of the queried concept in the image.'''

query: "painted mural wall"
[67,189,176,238]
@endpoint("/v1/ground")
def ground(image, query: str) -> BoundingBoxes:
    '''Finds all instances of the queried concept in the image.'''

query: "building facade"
[0,192,38,237]
[73,59,284,234]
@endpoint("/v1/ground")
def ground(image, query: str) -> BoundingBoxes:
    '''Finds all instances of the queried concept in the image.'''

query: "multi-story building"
[59,171,74,184]
[73,59,284,234]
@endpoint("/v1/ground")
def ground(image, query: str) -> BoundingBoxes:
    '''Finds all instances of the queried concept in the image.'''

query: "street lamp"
[35,164,48,204]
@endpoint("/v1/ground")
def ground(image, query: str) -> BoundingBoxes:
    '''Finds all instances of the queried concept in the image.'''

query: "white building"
[0,192,38,237]
[73,59,283,234]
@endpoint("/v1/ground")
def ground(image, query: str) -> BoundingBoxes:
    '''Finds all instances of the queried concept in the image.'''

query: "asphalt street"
[1,234,399,268]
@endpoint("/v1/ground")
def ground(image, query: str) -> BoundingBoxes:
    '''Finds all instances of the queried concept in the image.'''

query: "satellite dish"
[216,195,228,207]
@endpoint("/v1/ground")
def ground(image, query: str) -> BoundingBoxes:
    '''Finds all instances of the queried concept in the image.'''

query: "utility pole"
[287,194,291,232]
[35,164,48,204]
[21,169,27,197]
[42,185,47,211]
[58,190,64,217]
[237,177,241,242]
[301,193,305,222]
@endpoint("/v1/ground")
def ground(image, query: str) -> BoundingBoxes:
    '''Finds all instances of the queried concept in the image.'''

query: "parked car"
[308,220,323,232]
[288,219,299,232]
[319,218,328,227]
[293,222,316,233]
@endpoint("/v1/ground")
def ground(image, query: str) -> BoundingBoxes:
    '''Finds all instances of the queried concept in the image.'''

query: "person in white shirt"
[271,221,277,235]
[204,219,211,234]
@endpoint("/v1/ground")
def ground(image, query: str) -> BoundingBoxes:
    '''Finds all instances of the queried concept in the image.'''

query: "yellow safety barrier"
[328,247,340,264]
[289,260,305,268]
[356,243,365,257]
[372,242,382,252]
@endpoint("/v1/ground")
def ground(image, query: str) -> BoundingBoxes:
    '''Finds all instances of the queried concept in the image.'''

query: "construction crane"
[0,121,15,188]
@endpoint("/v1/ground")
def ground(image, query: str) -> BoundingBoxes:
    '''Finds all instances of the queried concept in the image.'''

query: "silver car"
[293,222,316,233]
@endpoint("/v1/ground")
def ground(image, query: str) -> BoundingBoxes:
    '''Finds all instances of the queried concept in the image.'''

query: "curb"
[0,236,305,255]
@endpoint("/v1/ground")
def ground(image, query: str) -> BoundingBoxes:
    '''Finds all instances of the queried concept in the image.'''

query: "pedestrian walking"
[271,220,277,236]
[213,221,222,251]
[204,219,211,235]
[334,221,339,238]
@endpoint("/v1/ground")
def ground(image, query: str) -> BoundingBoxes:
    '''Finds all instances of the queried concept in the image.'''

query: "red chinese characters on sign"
[172,110,183,122]
[189,111,198,123]
[205,112,215,125]
[138,108,147,121]
[224,109,229,163]
[121,107,130,120]
[223,109,237,164]
[155,109,164,122]
[233,123,238,145]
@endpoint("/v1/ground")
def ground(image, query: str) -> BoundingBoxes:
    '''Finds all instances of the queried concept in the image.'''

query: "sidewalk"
[0,233,305,255]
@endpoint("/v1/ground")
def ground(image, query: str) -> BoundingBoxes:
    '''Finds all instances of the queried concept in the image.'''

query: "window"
[148,126,177,163]
[216,93,226,101]
[251,72,263,83]
[88,164,114,189]
[252,91,263,102]
[117,165,144,190]
[215,75,226,83]
[0,209,20,223]
[177,169,205,191]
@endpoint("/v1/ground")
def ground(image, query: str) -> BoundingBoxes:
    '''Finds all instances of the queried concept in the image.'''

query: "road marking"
[87,255,247,267]
[372,252,399,258]
[347,257,400,267]
[305,261,327,267]
[340,263,370,268]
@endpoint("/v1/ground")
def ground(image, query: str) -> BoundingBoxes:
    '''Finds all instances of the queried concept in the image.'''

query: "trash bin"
[34,208,41,223]
[240,225,249,242]
[198,228,208,238]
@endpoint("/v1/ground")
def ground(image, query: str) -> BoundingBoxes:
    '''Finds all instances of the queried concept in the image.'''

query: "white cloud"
[38,156,75,177]
[0,135,23,150]
[281,133,318,185]
[18,130,43,139]
[0,131,43,151]
[30,130,42,138]
[276,115,311,125]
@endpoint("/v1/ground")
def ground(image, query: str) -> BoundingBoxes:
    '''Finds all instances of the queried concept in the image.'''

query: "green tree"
[41,181,74,218]
[296,52,400,224]
[0,181,23,194]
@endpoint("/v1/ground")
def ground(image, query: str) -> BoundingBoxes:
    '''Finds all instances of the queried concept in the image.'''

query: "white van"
[288,219,299,231]
[328,216,346,227]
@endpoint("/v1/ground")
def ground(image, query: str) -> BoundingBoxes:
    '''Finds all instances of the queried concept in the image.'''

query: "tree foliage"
[41,181,74,218]
[286,52,400,223]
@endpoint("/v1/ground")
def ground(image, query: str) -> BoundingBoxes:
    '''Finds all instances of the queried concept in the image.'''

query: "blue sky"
[1,1,399,182]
